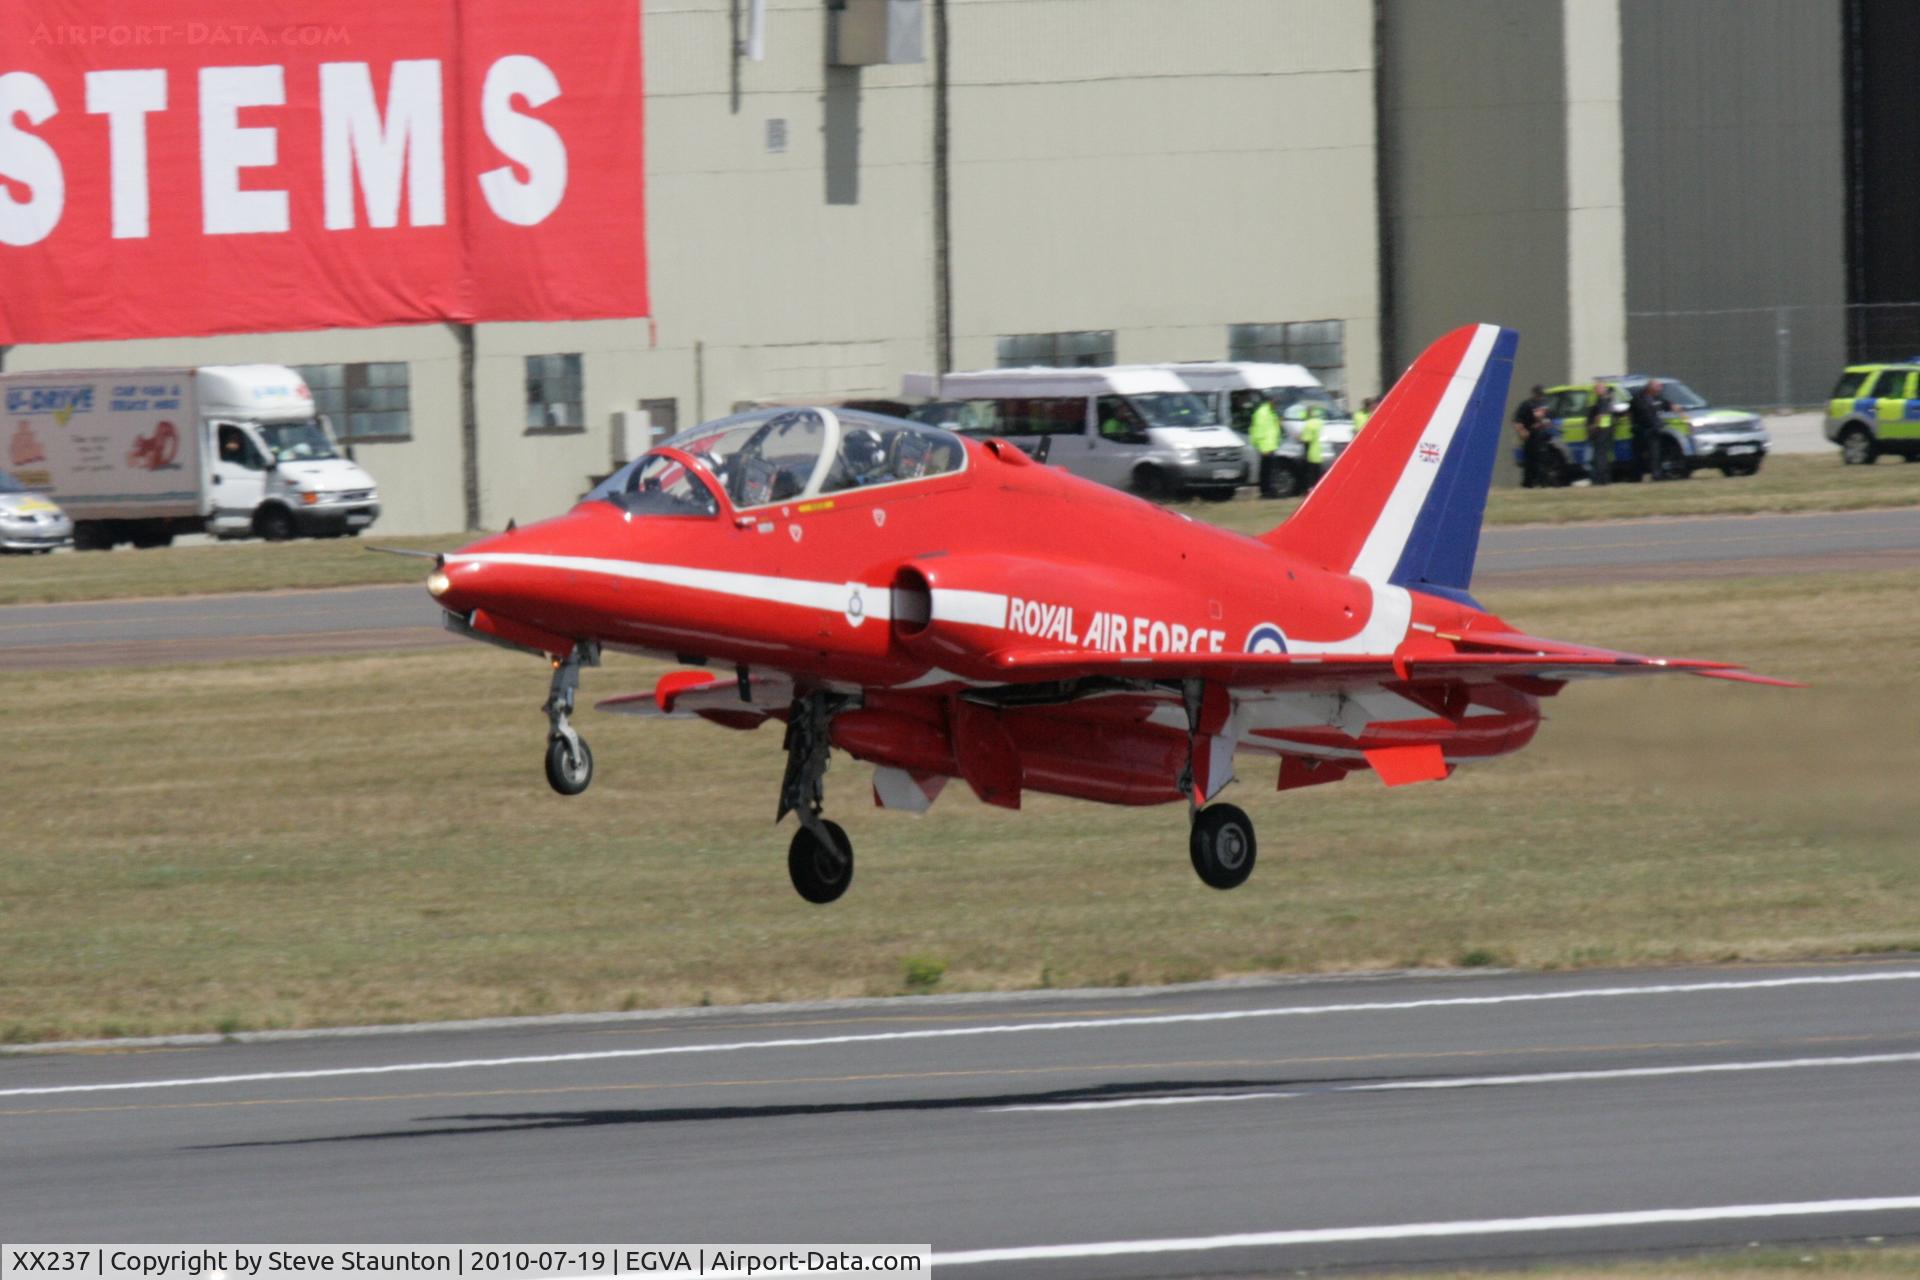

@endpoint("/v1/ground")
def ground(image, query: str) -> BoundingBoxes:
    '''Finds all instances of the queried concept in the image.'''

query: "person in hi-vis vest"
[1249,392,1285,498]
[1301,405,1328,486]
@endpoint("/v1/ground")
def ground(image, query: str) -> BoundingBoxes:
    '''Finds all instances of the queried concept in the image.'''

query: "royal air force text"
[1006,596,1226,654]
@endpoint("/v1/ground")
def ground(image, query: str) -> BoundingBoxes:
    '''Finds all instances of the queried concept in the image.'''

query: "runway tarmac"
[5,962,1918,1274]
[3,508,1918,669]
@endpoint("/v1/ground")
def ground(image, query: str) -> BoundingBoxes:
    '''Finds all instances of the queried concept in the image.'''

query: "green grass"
[4,455,1916,605]
[1371,1245,1920,1278]
[1,569,1915,1043]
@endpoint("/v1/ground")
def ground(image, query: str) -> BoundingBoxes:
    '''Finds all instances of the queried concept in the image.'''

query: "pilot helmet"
[843,428,885,474]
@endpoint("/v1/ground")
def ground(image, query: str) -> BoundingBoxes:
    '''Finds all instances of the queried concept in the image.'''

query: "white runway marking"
[931,1196,1920,1267]
[994,1090,1305,1113]
[3,970,1916,1100]
[987,1050,1920,1112]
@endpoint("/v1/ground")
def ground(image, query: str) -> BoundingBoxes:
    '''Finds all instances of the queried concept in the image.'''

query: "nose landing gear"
[542,643,600,796]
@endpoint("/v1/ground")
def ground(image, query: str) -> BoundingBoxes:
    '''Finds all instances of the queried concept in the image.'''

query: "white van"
[2,365,381,549]
[1159,364,1359,495]
[900,366,1253,499]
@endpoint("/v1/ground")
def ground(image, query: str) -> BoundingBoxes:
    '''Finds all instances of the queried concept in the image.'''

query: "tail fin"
[1263,323,1517,603]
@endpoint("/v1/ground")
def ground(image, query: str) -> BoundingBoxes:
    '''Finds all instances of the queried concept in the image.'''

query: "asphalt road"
[2,508,1918,669]
[4,962,1917,1274]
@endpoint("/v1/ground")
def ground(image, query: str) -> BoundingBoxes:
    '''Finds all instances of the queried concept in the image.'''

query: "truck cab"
[198,366,381,540]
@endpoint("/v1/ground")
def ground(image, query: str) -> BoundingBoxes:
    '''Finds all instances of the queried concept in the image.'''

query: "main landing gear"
[1190,803,1256,890]
[1176,676,1257,890]
[779,691,855,904]
[543,643,600,796]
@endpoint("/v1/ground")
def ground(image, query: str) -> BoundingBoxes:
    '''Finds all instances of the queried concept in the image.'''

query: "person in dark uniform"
[1505,385,1551,485]
[1512,385,1548,487]
[1627,378,1673,481]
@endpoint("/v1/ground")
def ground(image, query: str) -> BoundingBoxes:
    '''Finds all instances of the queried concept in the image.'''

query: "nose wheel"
[545,732,594,796]
[541,644,599,796]
[1190,802,1256,889]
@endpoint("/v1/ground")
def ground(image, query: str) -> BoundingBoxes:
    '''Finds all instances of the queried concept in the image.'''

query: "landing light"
[427,570,450,597]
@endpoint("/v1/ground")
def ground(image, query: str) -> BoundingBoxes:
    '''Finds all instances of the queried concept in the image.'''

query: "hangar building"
[5,0,1897,531]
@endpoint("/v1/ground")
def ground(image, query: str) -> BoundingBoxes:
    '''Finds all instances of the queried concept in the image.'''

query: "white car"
[0,470,73,553]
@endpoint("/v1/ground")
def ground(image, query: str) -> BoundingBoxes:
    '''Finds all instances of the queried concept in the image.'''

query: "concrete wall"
[1620,0,1846,407]
[1381,0,1573,402]
[1563,0,1627,382]
[946,0,1379,384]
[8,0,1387,534]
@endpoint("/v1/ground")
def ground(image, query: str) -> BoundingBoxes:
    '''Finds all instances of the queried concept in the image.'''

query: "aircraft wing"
[988,639,1801,690]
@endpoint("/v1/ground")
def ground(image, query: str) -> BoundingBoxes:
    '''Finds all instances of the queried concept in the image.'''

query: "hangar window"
[293,362,412,442]
[996,330,1116,369]
[1230,321,1346,396]
[526,353,585,432]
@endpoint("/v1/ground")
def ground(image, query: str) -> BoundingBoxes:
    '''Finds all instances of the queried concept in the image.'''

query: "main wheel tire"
[1189,803,1257,890]
[255,506,295,541]
[788,820,853,904]
[544,733,594,796]
[1131,467,1174,502]
[1840,427,1877,466]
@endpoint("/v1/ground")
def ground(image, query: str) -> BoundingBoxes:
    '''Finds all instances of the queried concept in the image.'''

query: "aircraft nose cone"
[426,553,498,618]
[427,505,621,644]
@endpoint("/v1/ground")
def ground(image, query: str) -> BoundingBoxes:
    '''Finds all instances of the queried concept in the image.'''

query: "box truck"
[1,365,380,549]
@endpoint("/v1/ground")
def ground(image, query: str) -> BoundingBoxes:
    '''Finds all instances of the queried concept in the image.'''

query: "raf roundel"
[1244,622,1289,654]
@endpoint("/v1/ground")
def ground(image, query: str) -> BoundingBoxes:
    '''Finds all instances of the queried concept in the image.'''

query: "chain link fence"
[1626,302,1920,411]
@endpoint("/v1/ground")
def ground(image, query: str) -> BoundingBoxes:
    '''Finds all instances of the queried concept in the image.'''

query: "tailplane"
[1263,323,1517,603]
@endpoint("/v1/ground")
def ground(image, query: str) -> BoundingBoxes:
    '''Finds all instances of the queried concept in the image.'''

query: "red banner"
[0,0,646,344]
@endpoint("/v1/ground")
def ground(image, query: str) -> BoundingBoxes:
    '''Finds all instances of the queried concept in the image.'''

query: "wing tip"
[1685,666,1807,689]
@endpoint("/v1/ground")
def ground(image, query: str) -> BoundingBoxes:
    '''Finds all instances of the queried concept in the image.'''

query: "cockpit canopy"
[586,408,968,517]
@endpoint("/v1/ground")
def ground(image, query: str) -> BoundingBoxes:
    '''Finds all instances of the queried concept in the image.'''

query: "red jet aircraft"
[426,324,1792,903]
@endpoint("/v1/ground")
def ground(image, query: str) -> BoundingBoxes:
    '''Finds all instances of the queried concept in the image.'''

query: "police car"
[1529,377,1768,483]
[0,470,74,553]
[1826,362,1920,464]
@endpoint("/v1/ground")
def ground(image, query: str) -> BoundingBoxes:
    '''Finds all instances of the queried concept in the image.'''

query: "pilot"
[840,428,889,485]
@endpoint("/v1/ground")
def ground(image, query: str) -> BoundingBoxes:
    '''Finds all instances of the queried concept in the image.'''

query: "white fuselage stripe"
[930,587,1010,629]
[987,1050,1920,1111]
[446,552,892,622]
[1350,322,1500,583]
[931,1197,1920,1267]
[2,970,1915,1099]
